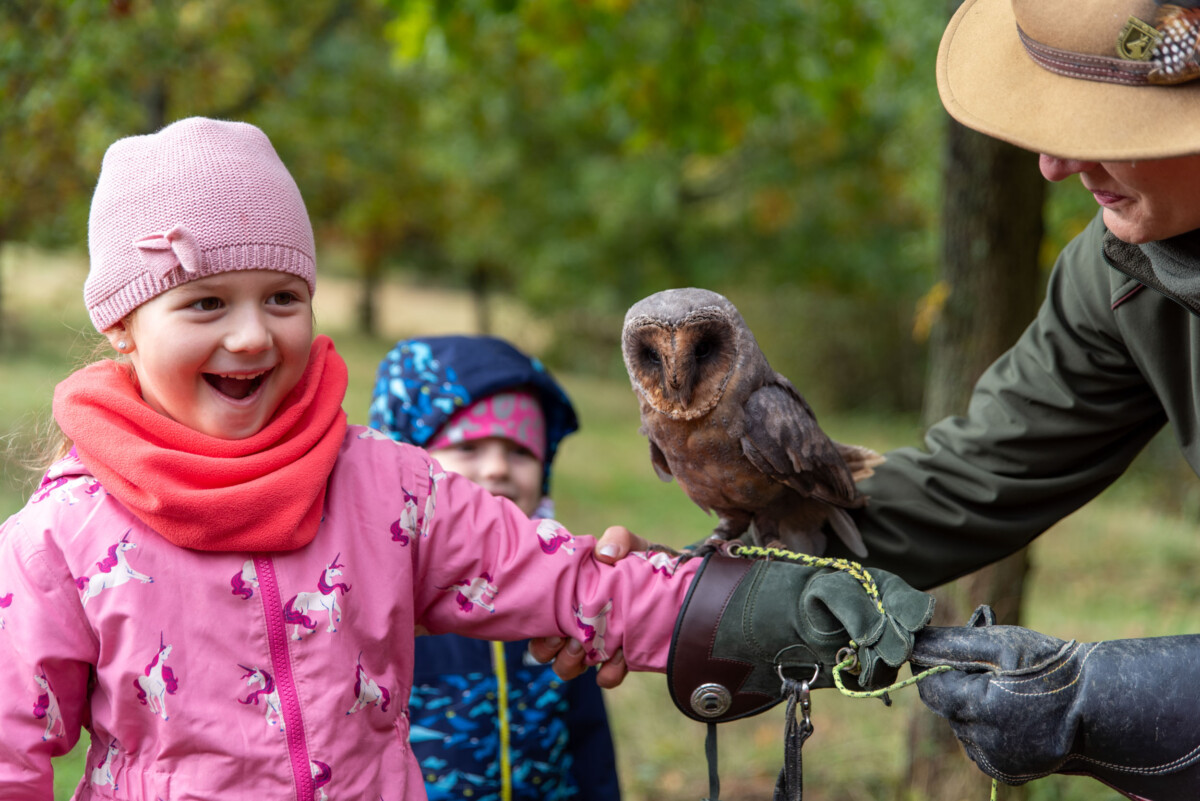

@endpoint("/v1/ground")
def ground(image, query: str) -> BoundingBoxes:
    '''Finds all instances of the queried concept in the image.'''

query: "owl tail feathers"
[835,442,885,482]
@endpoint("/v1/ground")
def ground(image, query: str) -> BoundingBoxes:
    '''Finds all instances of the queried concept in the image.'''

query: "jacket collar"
[1103,228,1200,317]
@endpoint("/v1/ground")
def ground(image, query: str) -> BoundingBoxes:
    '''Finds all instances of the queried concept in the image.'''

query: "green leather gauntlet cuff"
[668,553,935,723]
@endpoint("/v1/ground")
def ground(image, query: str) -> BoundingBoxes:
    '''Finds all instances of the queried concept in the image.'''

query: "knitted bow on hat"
[135,225,201,277]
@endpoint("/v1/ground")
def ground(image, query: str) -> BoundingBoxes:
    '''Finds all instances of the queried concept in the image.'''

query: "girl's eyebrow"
[169,274,310,296]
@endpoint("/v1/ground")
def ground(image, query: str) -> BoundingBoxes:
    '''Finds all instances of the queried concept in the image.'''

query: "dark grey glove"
[912,606,1200,800]
[667,553,935,722]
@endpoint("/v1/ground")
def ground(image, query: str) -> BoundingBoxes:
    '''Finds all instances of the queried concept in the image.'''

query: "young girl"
[0,117,698,800]
[369,334,620,801]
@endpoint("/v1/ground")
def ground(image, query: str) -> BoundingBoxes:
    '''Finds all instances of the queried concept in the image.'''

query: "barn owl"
[621,288,883,557]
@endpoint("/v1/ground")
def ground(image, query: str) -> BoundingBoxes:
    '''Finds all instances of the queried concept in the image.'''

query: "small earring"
[116,341,127,352]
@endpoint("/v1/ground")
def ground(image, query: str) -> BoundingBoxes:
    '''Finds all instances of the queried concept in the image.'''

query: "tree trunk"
[468,261,494,335]
[356,233,384,337]
[0,232,6,351]
[903,113,1046,798]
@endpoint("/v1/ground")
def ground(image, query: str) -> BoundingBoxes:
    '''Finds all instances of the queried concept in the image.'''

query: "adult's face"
[1038,154,1200,245]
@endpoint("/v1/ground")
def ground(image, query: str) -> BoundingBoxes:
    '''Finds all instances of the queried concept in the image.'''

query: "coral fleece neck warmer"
[53,335,348,552]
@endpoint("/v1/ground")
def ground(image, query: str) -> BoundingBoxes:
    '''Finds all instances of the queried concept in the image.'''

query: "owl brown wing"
[740,376,861,508]
[648,438,675,482]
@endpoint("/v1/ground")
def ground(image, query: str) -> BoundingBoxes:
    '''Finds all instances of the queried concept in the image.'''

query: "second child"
[370,335,620,801]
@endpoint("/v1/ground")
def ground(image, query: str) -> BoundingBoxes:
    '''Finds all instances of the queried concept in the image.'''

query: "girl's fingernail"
[599,545,619,558]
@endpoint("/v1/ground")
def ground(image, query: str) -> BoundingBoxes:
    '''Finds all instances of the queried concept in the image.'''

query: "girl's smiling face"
[104,270,314,440]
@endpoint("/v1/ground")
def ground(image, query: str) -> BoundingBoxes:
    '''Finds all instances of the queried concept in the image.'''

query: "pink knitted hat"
[85,117,316,332]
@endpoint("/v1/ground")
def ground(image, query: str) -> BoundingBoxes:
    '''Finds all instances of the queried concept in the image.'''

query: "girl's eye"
[269,292,299,306]
[191,297,223,312]
[510,445,538,462]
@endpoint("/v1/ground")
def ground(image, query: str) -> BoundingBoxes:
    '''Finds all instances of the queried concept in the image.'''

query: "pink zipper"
[254,556,314,801]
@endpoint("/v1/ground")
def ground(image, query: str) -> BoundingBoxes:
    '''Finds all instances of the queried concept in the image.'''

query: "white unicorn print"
[33,671,65,741]
[390,489,420,545]
[31,471,102,506]
[535,519,575,555]
[134,634,178,721]
[311,760,332,801]
[90,738,121,791]
[347,653,391,715]
[633,549,683,576]
[574,599,614,662]
[238,665,285,733]
[442,573,499,613]
[422,465,445,537]
[75,531,153,607]
[231,559,259,600]
[283,554,351,640]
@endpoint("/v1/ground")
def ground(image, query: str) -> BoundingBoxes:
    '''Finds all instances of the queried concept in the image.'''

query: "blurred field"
[2,246,1194,801]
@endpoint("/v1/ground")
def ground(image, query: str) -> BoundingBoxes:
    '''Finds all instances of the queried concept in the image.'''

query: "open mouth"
[1091,190,1125,206]
[204,369,271,400]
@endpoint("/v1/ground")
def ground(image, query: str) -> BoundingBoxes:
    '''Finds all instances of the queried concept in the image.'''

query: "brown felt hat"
[937,0,1200,160]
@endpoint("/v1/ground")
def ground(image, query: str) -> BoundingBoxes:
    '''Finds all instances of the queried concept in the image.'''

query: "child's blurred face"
[429,437,543,517]
[103,270,313,440]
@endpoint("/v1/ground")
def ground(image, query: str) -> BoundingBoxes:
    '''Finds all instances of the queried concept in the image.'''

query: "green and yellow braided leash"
[726,543,1000,801]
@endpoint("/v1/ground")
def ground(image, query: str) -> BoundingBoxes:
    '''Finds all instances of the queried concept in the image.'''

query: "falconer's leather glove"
[912,606,1200,800]
[667,553,935,722]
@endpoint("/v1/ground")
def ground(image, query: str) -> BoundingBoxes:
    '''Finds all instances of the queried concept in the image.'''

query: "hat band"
[1018,25,1152,85]
[1018,8,1199,87]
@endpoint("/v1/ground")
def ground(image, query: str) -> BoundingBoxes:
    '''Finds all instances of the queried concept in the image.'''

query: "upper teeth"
[215,371,266,380]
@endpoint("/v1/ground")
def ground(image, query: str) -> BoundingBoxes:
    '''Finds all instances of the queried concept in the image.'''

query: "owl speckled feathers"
[622,288,883,557]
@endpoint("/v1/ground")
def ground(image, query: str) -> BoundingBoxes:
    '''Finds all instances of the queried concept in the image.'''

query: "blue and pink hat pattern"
[368,336,579,494]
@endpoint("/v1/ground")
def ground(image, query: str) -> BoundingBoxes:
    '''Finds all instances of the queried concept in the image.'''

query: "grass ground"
[2,246,1192,801]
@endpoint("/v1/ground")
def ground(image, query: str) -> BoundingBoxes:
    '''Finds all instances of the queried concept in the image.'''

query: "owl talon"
[681,535,729,560]
[646,542,683,558]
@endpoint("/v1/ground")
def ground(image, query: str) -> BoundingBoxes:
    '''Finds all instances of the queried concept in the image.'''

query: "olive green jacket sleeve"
[837,213,1200,590]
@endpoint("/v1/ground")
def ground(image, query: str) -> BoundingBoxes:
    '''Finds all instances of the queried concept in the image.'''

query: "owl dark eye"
[642,347,661,366]
[694,340,714,361]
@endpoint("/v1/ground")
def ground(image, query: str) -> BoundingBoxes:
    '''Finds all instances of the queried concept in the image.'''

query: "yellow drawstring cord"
[490,641,512,801]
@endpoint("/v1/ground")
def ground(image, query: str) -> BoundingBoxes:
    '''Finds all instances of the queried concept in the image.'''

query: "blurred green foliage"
[4,0,1087,414]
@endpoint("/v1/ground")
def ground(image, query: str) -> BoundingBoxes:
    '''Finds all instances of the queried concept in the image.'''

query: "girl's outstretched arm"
[412,468,698,676]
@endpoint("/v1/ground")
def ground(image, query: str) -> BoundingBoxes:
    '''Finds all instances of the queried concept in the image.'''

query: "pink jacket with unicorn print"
[0,425,699,801]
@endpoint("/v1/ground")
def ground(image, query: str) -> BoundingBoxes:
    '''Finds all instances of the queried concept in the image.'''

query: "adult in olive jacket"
[542,0,1200,797]
[837,0,1200,796]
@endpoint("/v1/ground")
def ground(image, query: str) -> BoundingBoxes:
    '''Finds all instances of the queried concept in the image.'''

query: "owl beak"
[666,373,693,407]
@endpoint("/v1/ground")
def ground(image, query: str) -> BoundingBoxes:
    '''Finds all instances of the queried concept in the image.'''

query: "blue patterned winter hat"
[368,335,579,494]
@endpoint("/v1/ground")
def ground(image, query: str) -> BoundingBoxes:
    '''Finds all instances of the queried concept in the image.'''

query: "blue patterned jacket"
[410,635,621,801]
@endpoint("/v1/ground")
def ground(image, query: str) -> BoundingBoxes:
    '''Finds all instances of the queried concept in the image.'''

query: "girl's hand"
[528,526,647,686]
